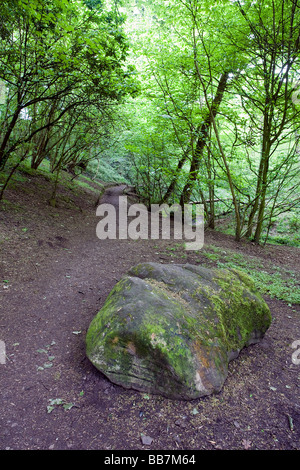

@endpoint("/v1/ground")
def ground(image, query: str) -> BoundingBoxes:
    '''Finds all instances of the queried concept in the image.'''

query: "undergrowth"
[202,245,300,305]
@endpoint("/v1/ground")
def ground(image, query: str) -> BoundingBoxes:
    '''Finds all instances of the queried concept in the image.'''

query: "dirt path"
[0,177,299,451]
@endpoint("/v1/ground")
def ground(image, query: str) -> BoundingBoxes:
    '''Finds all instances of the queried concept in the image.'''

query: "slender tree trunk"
[208,184,215,229]
[211,111,242,241]
[253,146,270,243]
[206,142,215,228]
[245,182,262,238]
[179,72,229,207]
[0,106,22,171]
[160,151,189,204]
[245,108,271,238]
[194,67,241,238]
[0,151,29,200]
[0,161,21,201]
[31,99,58,169]
[160,73,228,206]
[49,159,62,207]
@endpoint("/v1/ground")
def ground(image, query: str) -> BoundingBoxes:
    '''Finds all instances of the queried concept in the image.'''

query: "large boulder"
[86,263,271,400]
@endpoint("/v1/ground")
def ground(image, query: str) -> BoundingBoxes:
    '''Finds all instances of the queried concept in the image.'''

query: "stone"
[140,434,153,445]
[86,262,271,400]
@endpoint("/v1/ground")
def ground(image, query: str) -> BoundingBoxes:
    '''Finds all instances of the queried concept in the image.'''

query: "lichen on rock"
[86,262,271,400]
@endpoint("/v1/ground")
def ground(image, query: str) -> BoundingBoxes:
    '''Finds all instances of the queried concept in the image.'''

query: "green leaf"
[43,362,53,368]
[63,402,75,411]
[37,349,48,354]
[49,398,64,406]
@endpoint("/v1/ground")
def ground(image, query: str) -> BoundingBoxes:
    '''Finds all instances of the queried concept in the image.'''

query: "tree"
[0,0,138,200]
[231,0,300,242]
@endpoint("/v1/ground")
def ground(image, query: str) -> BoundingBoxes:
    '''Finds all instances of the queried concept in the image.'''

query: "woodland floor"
[0,170,299,452]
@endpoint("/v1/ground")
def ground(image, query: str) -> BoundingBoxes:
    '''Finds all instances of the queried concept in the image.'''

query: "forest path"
[0,179,299,450]
[98,184,127,206]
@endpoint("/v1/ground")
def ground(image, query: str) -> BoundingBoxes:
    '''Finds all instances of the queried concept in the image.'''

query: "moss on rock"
[86,263,271,400]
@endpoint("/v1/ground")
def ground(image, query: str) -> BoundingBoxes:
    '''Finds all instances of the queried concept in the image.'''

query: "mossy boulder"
[86,263,271,400]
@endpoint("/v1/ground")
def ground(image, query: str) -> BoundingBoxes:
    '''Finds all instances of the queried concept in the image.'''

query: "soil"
[0,171,299,451]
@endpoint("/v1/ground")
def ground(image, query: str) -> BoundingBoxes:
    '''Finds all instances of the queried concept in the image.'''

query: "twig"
[286,414,294,432]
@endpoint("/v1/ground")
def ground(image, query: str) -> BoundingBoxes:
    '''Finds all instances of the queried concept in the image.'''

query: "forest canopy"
[0,0,299,245]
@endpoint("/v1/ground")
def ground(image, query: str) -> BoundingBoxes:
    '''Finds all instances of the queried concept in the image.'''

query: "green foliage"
[0,0,139,194]
[0,0,299,247]
[88,159,129,183]
[113,0,300,243]
[84,0,103,10]
[47,398,77,413]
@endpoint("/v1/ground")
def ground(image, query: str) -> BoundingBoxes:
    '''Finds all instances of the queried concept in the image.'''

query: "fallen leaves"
[2,280,10,290]
[242,439,252,450]
[47,398,78,414]
[36,341,56,371]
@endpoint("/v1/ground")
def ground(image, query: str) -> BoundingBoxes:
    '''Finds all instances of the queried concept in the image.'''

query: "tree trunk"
[0,151,29,201]
[49,160,62,207]
[0,106,22,171]
[180,72,229,206]
[160,151,189,204]
[206,143,215,229]
[245,109,271,239]
[253,149,270,243]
